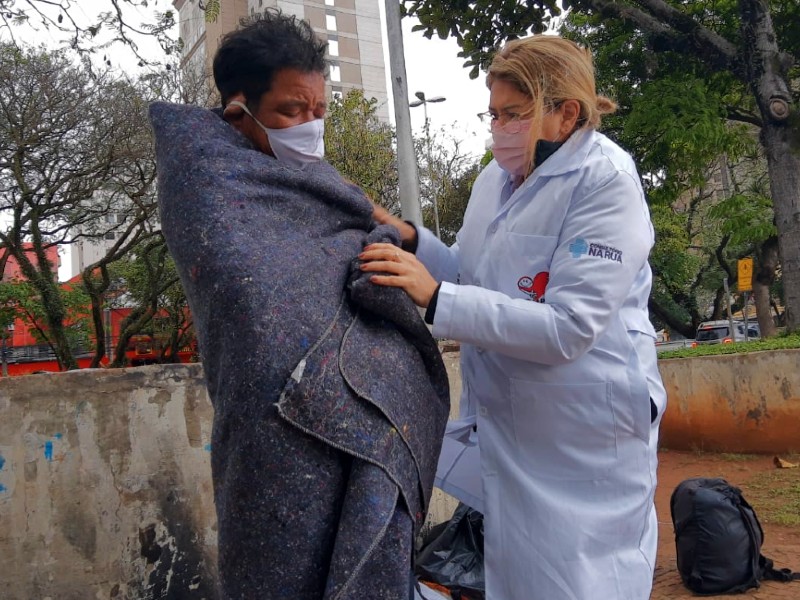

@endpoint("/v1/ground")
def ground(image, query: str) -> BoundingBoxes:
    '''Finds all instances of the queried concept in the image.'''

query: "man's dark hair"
[213,8,328,107]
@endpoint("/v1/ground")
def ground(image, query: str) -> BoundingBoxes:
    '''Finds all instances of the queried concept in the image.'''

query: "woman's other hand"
[359,243,438,307]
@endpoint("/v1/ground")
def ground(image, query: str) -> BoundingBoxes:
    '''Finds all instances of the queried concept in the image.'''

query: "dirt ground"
[651,449,800,599]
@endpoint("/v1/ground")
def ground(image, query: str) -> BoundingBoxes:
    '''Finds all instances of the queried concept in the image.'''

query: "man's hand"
[359,243,438,308]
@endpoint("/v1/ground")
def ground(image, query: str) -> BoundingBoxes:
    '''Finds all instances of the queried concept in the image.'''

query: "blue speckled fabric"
[149,102,449,599]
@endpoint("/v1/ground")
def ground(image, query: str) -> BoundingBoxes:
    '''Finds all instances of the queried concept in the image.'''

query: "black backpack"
[670,477,800,595]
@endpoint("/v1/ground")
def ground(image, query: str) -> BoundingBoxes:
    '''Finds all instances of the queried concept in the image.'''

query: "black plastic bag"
[415,503,485,600]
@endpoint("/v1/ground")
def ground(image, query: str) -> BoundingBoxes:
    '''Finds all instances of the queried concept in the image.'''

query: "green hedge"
[658,333,800,359]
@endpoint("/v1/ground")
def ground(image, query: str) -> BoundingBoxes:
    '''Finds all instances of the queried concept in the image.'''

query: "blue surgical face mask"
[228,100,325,168]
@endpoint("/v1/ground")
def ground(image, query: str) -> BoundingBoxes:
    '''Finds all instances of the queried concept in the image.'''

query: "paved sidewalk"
[650,450,800,599]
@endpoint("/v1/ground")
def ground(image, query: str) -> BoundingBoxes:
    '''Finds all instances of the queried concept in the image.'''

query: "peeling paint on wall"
[0,445,12,498]
[0,364,219,600]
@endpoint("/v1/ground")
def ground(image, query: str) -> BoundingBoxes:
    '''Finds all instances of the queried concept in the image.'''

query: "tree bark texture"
[740,0,799,332]
[753,236,779,337]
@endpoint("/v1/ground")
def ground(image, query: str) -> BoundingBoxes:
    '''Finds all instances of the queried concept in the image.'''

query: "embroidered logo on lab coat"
[518,272,549,302]
[569,238,623,263]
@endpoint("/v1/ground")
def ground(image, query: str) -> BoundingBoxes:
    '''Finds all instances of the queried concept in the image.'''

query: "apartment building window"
[328,39,339,56]
[330,64,341,82]
[326,14,337,30]
[325,0,335,5]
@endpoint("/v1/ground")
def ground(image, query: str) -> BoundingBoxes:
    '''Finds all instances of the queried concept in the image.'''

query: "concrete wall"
[658,349,800,453]
[0,365,218,600]
[3,348,797,597]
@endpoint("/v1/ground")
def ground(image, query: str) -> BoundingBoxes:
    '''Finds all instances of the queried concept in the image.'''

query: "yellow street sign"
[738,257,753,292]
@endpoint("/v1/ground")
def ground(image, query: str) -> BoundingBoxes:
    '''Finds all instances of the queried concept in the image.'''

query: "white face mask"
[228,100,325,168]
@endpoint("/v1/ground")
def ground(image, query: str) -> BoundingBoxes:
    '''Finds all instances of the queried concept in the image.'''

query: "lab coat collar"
[530,127,595,179]
[496,128,597,199]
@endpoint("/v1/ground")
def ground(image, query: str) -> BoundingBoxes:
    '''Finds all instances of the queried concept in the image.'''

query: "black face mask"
[534,139,564,167]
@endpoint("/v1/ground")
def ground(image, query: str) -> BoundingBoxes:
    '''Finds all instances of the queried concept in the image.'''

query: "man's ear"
[222,92,247,131]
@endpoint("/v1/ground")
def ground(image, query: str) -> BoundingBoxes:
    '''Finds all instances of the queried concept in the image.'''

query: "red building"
[1,245,194,375]
[2,243,60,281]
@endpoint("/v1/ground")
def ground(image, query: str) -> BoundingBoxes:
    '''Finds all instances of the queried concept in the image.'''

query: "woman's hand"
[372,204,418,250]
[359,243,438,308]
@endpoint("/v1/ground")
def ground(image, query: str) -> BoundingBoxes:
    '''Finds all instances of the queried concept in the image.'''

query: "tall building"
[174,0,389,121]
[70,212,125,278]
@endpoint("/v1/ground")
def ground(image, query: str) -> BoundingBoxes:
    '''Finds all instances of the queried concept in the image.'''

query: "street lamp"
[410,91,446,239]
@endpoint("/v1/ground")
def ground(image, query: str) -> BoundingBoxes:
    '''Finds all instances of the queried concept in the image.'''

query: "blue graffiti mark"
[0,483,6,493]
[0,454,5,470]
[54,433,63,440]
[203,443,212,452]
[44,441,53,462]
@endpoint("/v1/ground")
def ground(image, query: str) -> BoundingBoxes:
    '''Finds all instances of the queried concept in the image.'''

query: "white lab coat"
[417,128,666,600]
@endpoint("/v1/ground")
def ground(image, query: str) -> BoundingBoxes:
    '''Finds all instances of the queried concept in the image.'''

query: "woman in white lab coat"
[361,35,666,600]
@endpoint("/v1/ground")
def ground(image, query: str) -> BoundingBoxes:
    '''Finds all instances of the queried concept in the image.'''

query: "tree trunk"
[1,336,8,377]
[740,0,800,332]
[81,267,112,369]
[111,305,156,367]
[761,123,800,332]
[87,291,106,369]
[36,278,77,371]
[753,236,779,337]
[8,238,77,370]
[648,298,695,338]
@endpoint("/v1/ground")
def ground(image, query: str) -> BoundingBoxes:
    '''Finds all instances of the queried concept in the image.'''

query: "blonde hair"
[487,36,617,175]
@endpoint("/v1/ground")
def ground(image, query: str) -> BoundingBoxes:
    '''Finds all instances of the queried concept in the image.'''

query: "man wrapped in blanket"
[149,9,449,599]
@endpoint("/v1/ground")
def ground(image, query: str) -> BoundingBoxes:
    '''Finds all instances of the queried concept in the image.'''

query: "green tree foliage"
[648,204,702,335]
[324,89,399,211]
[0,280,91,366]
[107,235,185,367]
[416,125,484,245]
[204,0,221,24]
[558,14,780,335]
[403,0,800,332]
[563,12,784,335]
[428,161,482,247]
[402,0,561,79]
[0,44,155,369]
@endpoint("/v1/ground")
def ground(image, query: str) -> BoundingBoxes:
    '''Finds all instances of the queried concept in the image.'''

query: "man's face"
[226,68,327,156]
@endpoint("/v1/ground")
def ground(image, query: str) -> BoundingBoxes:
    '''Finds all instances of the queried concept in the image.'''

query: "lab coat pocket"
[510,379,617,480]
[495,233,557,302]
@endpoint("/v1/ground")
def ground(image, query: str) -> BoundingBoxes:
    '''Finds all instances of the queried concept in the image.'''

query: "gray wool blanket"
[149,102,449,599]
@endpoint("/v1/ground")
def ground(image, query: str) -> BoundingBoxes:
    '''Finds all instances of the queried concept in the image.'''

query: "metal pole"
[383,0,422,224]
[724,278,736,343]
[104,307,113,361]
[743,292,749,341]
